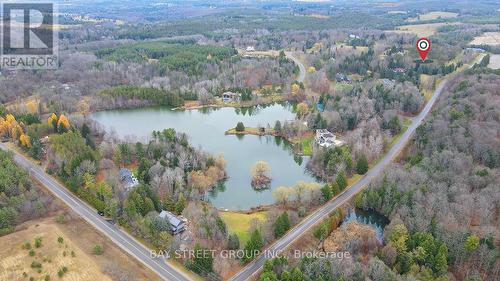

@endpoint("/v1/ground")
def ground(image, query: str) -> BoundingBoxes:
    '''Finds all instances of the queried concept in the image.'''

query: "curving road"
[0,143,192,281]
[230,79,449,281]
[285,51,306,83]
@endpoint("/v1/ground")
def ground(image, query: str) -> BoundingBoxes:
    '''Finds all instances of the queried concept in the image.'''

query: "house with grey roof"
[159,210,187,235]
[119,168,139,190]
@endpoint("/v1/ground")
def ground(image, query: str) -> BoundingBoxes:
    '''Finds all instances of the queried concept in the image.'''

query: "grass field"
[488,54,500,69]
[408,11,458,22]
[470,32,500,46]
[0,214,159,281]
[220,211,268,245]
[393,22,460,37]
[0,219,112,281]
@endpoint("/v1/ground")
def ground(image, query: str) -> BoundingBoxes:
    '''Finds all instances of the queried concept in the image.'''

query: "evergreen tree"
[356,154,369,175]
[228,233,240,250]
[433,243,448,275]
[243,229,263,263]
[274,121,282,133]
[175,193,186,215]
[236,122,245,132]
[321,184,332,200]
[188,244,213,275]
[335,171,348,191]
[273,212,291,238]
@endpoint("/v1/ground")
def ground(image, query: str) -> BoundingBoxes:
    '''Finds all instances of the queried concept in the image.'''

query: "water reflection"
[340,208,390,242]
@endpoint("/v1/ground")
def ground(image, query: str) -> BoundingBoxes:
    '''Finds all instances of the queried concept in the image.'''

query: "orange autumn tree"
[0,114,29,145]
[0,114,22,139]
[57,114,70,132]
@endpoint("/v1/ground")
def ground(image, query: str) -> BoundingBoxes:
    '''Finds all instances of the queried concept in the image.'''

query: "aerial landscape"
[0,0,498,280]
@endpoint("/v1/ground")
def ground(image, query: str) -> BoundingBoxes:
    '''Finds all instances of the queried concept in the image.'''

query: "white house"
[222,91,240,103]
[246,46,255,52]
[315,129,345,148]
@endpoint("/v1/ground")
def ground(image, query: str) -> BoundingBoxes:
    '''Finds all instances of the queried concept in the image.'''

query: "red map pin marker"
[416,38,431,61]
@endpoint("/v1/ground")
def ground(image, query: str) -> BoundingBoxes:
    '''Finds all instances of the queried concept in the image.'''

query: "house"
[392,67,407,74]
[465,47,485,53]
[119,168,139,190]
[315,129,345,148]
[246,46,255,52]
[380,78,395,87]
[335,73,351,83]
[349,34,360,39]
[222,91,240,103]
[159,210,187,235]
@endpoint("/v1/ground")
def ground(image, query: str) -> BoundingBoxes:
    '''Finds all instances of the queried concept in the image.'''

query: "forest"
[0,150,55,236]
[96,41,237,75]
[353,72,499,280]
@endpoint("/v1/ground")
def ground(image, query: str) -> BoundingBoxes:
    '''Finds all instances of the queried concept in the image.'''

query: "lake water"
[340,208,390,242]
[91,103,320,210]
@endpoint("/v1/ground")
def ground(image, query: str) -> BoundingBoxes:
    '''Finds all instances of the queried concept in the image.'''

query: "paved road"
[285,52,306,83]
[0,143,192,281]
[230,79,449,281]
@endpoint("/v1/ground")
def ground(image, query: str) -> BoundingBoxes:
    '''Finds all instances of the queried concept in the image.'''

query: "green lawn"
[300,137,313,156]
[220,211,267,245]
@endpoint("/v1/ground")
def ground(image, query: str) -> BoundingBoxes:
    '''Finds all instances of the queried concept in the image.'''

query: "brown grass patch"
[0,215,160,281]
[470,32,500,46]
[393,22,461,37]
[407,11,458,22]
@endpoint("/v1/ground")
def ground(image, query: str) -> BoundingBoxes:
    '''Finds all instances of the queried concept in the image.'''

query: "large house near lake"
[119,168,139,191]
[315,129,345,148]
[159,210,187,235]
[222,91,241,103]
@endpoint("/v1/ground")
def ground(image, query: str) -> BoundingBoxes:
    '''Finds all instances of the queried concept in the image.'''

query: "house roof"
[119,168,132,178]
[159,210,184,228]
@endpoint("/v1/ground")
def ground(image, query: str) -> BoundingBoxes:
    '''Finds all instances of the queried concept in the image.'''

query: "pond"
[340,208,390,242]
[91,103,320,210]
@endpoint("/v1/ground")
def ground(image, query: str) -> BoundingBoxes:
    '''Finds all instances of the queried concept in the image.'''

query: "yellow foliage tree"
[26,100,38,113]
[57,114,70,131]
[307,66,316,73]
[11,124,23,140]
[291,83,300,95]
[0,117,7,137]
[19,134,30,147]
[296,102,309,117]
[48,113,58,129]
[5,114,16,124]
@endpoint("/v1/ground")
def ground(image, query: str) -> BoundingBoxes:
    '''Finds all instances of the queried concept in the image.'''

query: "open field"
[388,10,407,14]
[488,54,500,69]
[408,11,458,22]
[237,48,279,57]
[0,215,159,281]
[220,211,267,245]
[393,22,461,37]
[470,32,500,46]
[0,219,112,281]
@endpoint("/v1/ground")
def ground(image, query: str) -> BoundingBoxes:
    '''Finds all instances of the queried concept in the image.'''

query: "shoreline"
[172,95,289,110]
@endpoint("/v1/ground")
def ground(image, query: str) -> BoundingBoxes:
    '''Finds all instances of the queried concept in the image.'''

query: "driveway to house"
[230,79,449,281]
[0,143,193,281]
[285,51,306,83]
